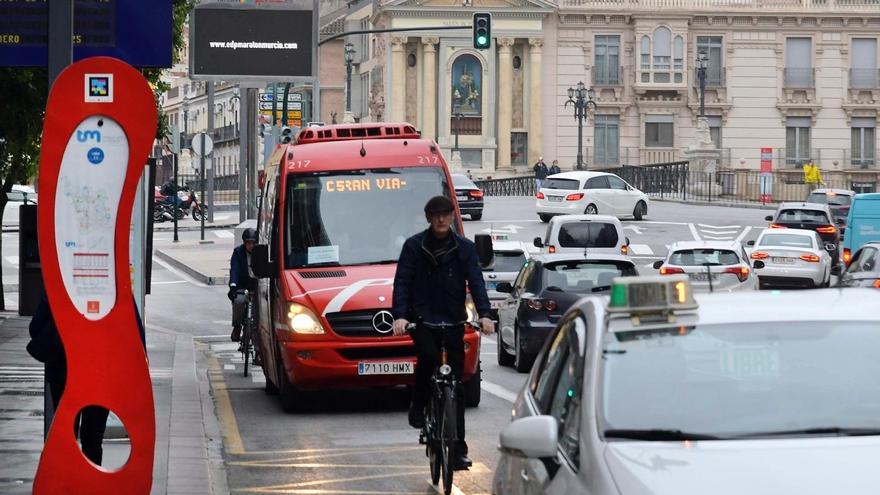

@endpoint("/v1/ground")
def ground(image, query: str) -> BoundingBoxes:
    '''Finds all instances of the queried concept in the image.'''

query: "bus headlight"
[287,303,325,334]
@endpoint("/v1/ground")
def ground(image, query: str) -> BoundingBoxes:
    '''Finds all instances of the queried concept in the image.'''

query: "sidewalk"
[154,238,233,286]
[0,313,227,495]
[651,196,777,210]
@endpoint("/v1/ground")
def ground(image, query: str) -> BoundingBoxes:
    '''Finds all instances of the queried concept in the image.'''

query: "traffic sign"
[259,92,303,102]
[191,132,214,156]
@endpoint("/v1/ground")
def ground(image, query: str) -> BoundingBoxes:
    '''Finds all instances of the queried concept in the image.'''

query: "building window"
[645,115,674,148]
[640,28,684,84]
[513,55,522,70]
[640,36,650,75]
[360,73,370,118]
[696,36,724,86]
[594,115,619,165]
[594,35,620,85]
[511,131,528,167]
[785,37,813,88]
[673,36,684,82]
[852,38,878,89]
[852,117,876,168]
[708,116,722,149]
[652,27,671,83]
[786,117,812,167]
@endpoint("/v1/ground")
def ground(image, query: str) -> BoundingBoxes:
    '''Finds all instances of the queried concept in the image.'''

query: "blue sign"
[87,147,104,165]
[0,0,172,68]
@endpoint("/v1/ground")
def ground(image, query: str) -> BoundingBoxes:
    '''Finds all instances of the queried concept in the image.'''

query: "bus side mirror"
[250,244,275,279]
[475,234,494,270]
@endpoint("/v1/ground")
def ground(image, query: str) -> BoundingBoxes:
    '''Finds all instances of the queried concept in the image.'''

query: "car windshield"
[451,174,477,189]
[557,222,619,248]
[758,233,814,248]
[669,249,740,266]
[807,193,852,207]
[487,250,526,273]
[777,209,829,224]
[284,167,450,268]
[600,322,880,438]
[543,178,579,190]
[541,261,637,292]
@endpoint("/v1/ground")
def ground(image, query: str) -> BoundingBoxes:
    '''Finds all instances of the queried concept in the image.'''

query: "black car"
[766,202,843,274]
[494,253,638,373]
[452,174,483,220]
[805,188,855,236]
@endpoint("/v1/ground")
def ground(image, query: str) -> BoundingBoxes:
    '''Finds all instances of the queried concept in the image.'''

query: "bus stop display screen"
[190,7,314,79]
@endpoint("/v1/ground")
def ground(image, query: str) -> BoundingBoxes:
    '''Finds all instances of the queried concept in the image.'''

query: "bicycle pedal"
[418,432,427,445]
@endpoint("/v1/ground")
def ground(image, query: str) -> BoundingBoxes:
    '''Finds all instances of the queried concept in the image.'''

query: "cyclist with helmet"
[392,195,495,471]
[228,228,259,342]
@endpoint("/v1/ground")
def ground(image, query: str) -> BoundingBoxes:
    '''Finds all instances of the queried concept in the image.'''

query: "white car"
[2,185,38,230]
[484,238,538,308]
[655,240,758,292]
[533,214,630,256]
[748,228,833,288]
[535,171,648,222]
[494,276,880,495]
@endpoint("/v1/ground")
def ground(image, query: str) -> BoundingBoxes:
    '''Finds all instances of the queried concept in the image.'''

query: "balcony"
[638,69,685,86]
[783,68,815,89]
[212,124,239,144]
[850,68,880,89]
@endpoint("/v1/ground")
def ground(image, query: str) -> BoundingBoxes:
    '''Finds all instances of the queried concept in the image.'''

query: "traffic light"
[280,126,294,144]
[473,13,491,50]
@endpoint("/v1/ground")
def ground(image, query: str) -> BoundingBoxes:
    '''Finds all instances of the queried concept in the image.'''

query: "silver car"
[654,240,758,292]
[485,239,538,310]
[493,276,880,495]
[748,228,833,288]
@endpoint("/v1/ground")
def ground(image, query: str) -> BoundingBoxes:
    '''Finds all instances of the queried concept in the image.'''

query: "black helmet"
[424,195,455,215]
[242,228,258,242]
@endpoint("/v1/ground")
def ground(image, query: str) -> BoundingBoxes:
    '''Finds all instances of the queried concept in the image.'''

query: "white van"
[535,171,648,222]
[533,214,630,256]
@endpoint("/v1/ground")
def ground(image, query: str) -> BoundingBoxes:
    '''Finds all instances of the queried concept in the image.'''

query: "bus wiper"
[591,285,612,292]
[604,429,722,441]
[731,427,880,439]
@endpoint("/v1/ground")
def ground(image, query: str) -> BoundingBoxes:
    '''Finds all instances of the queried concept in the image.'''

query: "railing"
[212,124,239,144]
[473,176,536,197]
[450,116,482,135]
[637,69,685,85]
[783,68,815,89]
[850,68,880,89]
[692,67,726,88]
[592,66,624,86]
[560,0,880,11]
[176,173,240,193]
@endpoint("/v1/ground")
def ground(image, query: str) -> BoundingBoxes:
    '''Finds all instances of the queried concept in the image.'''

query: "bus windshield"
[284,167,453,268]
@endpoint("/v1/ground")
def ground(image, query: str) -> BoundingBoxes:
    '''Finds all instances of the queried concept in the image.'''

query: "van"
[533,214,630,256]
[843,193,880,265]
[249,123,483,412]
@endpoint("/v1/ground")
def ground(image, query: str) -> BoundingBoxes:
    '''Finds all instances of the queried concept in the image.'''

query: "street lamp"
[452,102,464,152]
[696,50,708,118]
[564,81,596,170]
[344,42,356,115]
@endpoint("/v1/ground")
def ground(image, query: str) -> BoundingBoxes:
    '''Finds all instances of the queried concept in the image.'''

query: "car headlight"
[287,303,325,334]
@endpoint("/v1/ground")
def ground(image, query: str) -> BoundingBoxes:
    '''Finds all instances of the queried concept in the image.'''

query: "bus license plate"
[358,361,414,375]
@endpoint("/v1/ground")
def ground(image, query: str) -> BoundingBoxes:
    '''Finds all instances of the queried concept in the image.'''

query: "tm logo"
[77,130,101,143]
[65,241,76,248]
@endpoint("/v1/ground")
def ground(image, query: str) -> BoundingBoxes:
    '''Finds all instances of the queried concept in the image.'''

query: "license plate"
[548,196,563,202]
[771,257,795,264]
[490,300,504,309]
[358,361,414,375]
[456,195,468,201]
[690,273,716,282]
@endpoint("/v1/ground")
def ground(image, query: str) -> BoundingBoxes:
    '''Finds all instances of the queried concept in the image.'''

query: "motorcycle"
[154,185,209,221]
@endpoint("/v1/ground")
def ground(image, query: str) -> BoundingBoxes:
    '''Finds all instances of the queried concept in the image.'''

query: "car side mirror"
[499,415,558,460]
[764,215,773,222]
[533,237,543,248]
[474,234,494,270]
[752,260,765,269]
[495,282,514,293]
[652,260,664,270]
[250,244,275,279]
[626,237,631,246]
[825,243,836,252]
[746,240,755,247]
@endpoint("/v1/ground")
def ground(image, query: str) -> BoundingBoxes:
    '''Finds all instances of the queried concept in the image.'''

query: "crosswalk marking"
[0,366,172,380]
[698,223,739,229]
[703,234,735,240]
[628,244,653,255]
[214,230,234,239]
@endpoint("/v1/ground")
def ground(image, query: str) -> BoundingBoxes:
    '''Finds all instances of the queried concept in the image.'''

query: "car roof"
[668,240,741,251]
[531,252,633,264]
[810,188,855,196]
[854,192,880,200]
[778,202,831,212]
[549,214,622,225]
[693,289,880,325]
[547,171,612,181]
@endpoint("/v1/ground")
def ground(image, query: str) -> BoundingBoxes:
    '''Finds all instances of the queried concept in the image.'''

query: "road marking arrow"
[481,224,524,234]
[623,225,644,235]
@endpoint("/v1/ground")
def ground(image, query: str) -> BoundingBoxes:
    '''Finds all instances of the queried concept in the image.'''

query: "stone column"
[497,38,515,170]
[528,38,544,167]
[390,36,407,122]
[421,37,439,140]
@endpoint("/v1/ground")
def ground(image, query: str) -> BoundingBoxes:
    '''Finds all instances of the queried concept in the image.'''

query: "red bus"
[251,123,482,412]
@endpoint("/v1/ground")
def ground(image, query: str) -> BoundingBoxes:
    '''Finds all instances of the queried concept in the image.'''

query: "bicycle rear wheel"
[440,386,457,495]
[428,401,441,486]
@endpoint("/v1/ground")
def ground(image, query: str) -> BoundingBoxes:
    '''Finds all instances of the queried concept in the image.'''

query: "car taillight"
[873,280,880,289]
[526,298,557,311]
[548,245,556,254]
[565,193,584,201]
[769,224,786,229]
[659,266,684,275]
[620,245,628,255]
[799,254,820,263]
[815,225,837,235]
[469,190,484,198]
[723,266,750,282]
[536,192,545,199]
[844,248,852,265]
[750,251,769,260]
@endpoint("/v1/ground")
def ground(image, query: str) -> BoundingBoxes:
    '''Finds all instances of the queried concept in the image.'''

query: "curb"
[154,249,228,286]
[652,197,777,211]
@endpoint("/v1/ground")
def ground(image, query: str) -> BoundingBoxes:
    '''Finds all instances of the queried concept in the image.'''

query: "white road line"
[636,220,689,226]
[151,280,188,285]
[702,235,735,240]
[224,364,236,371]
[213,230,234,239]
[688,223,702,241]
[212,343,239,352]
[152,256,209,288]
[628,244,653,255]
[698,223,740,229]
[4,255,19,265]
[251,369,266,383]
[699,229,739,235]
[734,226,753,244]
[481,379,517,404]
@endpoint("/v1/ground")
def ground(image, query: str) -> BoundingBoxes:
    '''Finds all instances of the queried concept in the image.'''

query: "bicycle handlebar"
[404,320,477,332]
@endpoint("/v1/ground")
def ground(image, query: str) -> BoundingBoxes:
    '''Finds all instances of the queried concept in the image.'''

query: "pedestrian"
[803,160,825,191]
[228,228,259,343]
[466,169,473,180]
[26,293,145,466]
[533,156,548,191]
[549,159,561,176]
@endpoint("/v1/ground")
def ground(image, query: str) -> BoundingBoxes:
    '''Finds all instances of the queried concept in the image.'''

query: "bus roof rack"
[295,123,421,145]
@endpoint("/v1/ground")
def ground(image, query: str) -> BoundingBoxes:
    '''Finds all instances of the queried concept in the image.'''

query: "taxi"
[493,276,880,495]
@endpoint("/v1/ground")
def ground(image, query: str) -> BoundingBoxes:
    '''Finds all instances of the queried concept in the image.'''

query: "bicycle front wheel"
[440,385,457,495]
[241,323,251,377]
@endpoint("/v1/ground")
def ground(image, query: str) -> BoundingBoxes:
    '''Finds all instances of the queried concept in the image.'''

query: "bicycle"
[238,289,258,377]
[407,320,474,495]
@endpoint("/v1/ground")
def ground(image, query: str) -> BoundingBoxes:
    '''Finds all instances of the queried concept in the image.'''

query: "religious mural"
[451,54,482,116]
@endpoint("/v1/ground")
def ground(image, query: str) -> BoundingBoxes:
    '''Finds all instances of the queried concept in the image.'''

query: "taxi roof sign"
[608,275,697,315]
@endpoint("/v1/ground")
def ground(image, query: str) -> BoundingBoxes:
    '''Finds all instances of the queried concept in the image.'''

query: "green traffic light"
[477,36,487,46]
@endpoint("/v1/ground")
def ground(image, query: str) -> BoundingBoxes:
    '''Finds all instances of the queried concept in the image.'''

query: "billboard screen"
[190,6,315,80]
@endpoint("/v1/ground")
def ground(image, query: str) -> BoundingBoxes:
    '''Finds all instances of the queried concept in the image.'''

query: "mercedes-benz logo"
[372,310,394,334]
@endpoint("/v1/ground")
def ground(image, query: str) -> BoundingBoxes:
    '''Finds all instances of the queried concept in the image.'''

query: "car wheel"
[276,347,307,413]
[633,201,646,221]
[463,363,481,407]
[585,204,598,215]
[471,212,482,221]
[538,214,551,223]
[514,323,532,373]
[496,329,514,367]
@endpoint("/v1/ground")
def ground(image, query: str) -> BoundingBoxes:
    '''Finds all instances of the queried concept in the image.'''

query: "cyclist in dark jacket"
[228,228,259,342]
[391,195,494,471]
